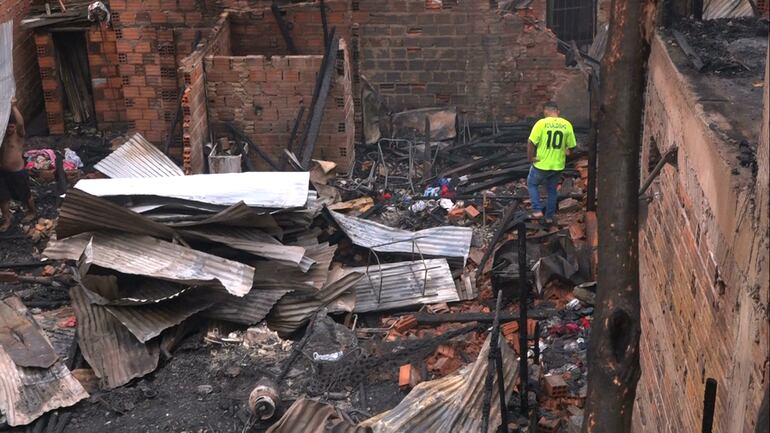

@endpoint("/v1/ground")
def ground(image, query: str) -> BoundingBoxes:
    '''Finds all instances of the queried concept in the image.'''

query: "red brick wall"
[353,0,582,122]
[178,13,232,174]
[205,40,355,171]
[33,32,64,134]
[0,0,43,120]
[633,35,769,433]
[228,1,351,55]
[87,24,126,128]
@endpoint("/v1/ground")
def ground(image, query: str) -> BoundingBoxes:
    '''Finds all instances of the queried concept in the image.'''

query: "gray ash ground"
[670,17,769,77]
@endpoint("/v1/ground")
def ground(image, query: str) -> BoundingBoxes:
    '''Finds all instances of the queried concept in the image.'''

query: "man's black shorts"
[0,169,31,202]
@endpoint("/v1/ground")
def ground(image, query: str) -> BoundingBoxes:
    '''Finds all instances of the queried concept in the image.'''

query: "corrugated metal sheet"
[343,259,460,313]
[266,399,370,433]
[44,232,255,297]
[267,272,364,336]
[181,226,307,268]
[163,201,283,235]
[704,0,753,18]
[103,288,215,343]
[57,189,176,239]
[94,133,185,178]
[361,334,517,433]
[70,285,159,389]
[0,21,14,144]
[0,298,88,427]
[329,211,473,265]
[0,297,58,368]
[203,289,290,325]
[74,171,311,209]
[80,275,192,306]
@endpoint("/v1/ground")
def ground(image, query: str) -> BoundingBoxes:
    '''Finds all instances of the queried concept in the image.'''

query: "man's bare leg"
[21,196,36,224]
[0,200,12,232]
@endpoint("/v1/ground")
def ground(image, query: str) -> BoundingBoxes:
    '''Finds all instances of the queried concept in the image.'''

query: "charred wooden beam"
[298,29,339,169]
[271,1,298,54]
[283,105,305,169]
[225,123,281,171]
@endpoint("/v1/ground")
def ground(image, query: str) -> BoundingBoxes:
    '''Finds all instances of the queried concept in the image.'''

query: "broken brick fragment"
[464,205,480,219]
[393,315,418,334]
[398,364,421,390]
[544,374,569,398]
[0,271,18,283]
[538,416,561,433]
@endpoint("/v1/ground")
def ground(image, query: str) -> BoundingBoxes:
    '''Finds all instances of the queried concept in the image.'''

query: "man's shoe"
[530,210,544,220]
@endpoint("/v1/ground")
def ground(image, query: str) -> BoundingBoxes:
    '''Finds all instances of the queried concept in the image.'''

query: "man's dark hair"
[544,101,559,111]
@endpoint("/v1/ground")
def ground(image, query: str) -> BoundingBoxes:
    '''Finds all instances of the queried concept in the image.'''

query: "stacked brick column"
[33,32,64,134]
[87,24,126,128]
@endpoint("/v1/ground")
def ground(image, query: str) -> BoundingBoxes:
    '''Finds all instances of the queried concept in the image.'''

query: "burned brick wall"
[634,35,769,433]
[228,1,351,56]
[34,25,124,134]
[1,0,43,120]
[205,40,355,171]
[352,0,585,123]
[178,13,232,174]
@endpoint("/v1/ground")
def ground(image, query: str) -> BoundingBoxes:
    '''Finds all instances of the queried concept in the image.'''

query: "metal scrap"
[95,133,185,178]
[74,171,311,208]
[44,232,256,297]
[329,210,473,265]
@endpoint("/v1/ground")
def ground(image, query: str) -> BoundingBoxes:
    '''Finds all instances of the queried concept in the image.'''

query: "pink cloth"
[23,149,77,171]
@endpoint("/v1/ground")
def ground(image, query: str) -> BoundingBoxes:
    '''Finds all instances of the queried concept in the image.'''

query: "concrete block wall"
[352,0,583,122]
[0,0,42,120]
[633,35,769,433]
[205,40,355,171]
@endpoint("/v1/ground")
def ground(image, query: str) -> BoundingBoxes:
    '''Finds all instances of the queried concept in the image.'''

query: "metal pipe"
[517,222,529,414]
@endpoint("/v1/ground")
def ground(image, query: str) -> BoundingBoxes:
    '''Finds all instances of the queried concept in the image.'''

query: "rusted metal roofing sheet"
[267,271,364,336]
[74,171,311,208]
[0,297,58,368]
[266,399,369,433]
[704,0,753,18]
[342,259,460,313]
[204,289,290,325]
[181,226,307,268]
[104,288,215,343]
[70,285,159,389]
[80,275,192,306]
[0,297,88,427]
[57,189,176,239]
[94,133,184,178]
[329,211,473,265]
[44,232,255,297]
[361,334,517,433]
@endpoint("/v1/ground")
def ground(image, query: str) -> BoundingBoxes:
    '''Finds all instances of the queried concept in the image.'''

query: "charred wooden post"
[702,378,717,433]
[271,1,298,54]
[298,29,339,169]
[581,0,655,429]
[516,222,528,415]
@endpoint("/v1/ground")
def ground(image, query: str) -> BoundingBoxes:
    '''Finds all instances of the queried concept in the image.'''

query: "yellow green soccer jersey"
[528,116,577,171]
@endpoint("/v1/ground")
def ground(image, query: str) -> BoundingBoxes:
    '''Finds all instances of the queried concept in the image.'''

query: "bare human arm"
[528,140,538,163]
[10,97,25,137]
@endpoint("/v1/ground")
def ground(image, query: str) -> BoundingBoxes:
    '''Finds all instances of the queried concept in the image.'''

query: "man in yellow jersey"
[526,101,576,223]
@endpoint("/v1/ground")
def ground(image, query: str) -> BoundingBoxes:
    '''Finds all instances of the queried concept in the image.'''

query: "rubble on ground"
[0,115,595,433]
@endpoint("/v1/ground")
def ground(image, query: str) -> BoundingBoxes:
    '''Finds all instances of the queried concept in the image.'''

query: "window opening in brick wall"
[52,31,97,131]
[547,0,595,51]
